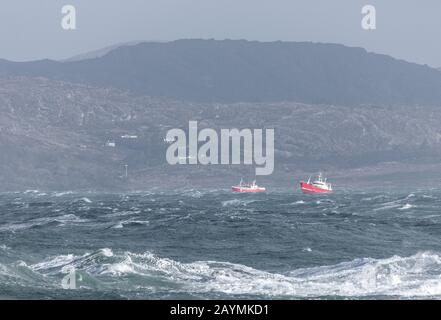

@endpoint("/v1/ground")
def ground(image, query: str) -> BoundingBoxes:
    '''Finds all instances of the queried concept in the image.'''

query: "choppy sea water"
[1,189,441,299]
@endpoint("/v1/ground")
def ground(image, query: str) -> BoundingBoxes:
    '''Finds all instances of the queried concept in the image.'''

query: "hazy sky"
[1,0,440,67]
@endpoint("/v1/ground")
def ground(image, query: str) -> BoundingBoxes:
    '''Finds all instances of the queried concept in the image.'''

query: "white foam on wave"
[0,244,10,251]
[288,251,441,298]
[373,203,402,211]
[282,200,307,206]
[111,223,124,229]
[30,248,441,298]
[316,199,334,205]
[180,190,205,198]
[25,248,441,298]
[24,190,39,194]
[399,204,414,210]
[30,248,114,275]
[189,191,203,198]
[53,191,74,197]
[361,195,387,202]
[80,197,93,204]
[31,254,76,272]
[222,199,243,207]
[221,199,256,207]
[111,219,150,229]
[101,248,114,257]
[96,250,441,298]
[105,209,137,218]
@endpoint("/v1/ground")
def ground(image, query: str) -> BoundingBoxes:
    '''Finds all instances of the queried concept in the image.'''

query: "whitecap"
[221,199,243,207]
[26,249,441,298]
[111,219,149,229]
[99,250,441,298]
[24,190,39,194]
[54,191,74,197]
[221,199,256,207]
[373,203,402,211]
[101,248,114,257]
[80,197,92,203]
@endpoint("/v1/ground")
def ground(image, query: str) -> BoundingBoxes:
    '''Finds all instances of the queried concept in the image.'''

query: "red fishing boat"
[300,173,333,194]
[232,179,266,193]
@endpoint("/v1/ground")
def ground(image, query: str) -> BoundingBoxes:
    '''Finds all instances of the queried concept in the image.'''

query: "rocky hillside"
[1,77,441,191]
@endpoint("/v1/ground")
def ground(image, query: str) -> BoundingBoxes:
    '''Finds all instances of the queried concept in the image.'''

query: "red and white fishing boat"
[232,179,266,193]
[300,173,333,194]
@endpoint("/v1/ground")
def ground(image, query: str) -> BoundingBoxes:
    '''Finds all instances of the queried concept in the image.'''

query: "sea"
[1,189,441,299]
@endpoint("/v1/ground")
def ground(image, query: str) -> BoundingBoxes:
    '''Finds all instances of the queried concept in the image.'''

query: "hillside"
[2,77,441,190]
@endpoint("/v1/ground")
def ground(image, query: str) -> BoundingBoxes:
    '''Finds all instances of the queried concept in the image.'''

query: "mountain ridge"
[1,39,441,106]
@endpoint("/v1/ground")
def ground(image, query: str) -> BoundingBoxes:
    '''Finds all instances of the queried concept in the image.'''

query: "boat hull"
[232,186,266,193]
[300,182,332,194]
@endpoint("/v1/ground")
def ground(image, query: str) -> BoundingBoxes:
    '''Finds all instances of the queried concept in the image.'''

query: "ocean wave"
[284,200,306,205]
[2,190,441,299]
[221,199,257,207]
[79,197,93,204]
[399,204,414,210]
[104,210,138,218]
[222,199,243,207]
[361,195,387,202]
[53,191,75,197]
[30,248,114,276]
[0,214,88,232]
[24,249,441,298]
[23,190,40,194]
[373,203,402,211]
[316,199,334,205]
[111,219,150,229]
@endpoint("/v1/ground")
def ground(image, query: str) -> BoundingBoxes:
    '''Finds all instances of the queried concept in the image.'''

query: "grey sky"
[0,0,440,67]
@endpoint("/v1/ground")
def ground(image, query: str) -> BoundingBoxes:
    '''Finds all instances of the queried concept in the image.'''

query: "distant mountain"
[60,41,144,62]
[1,39,441,106]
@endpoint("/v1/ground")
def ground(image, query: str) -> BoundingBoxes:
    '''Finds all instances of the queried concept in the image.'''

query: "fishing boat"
[232,179,266,193]
[300,173,333,194]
